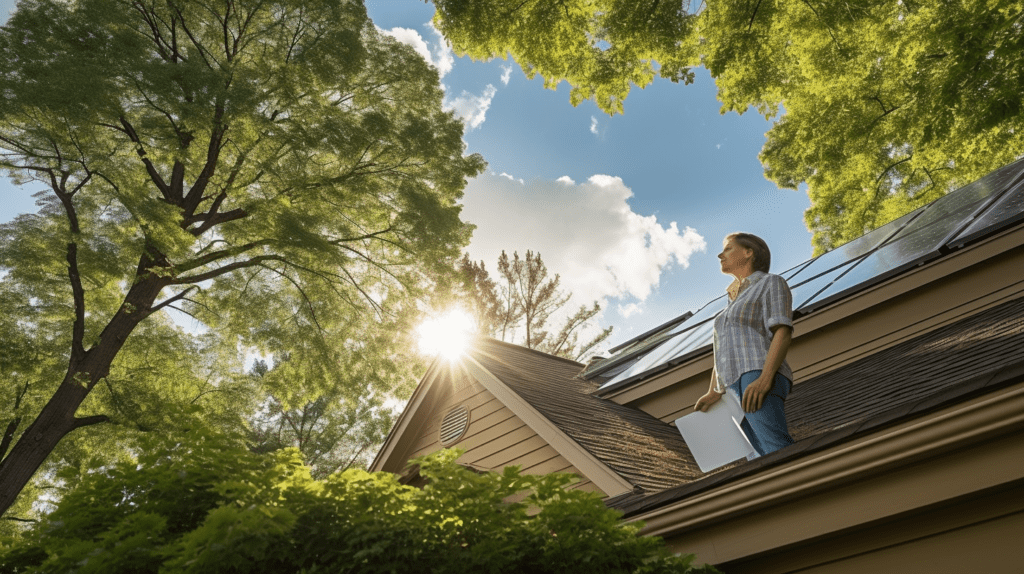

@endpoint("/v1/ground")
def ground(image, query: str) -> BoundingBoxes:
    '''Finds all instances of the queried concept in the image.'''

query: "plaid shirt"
[713,271,794,392]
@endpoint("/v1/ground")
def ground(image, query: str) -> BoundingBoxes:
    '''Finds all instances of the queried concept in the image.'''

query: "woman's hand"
[695,390,723,412]
[742,375,774,412]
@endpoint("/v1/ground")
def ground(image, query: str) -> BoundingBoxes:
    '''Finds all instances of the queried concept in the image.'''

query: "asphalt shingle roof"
[468,339,703,493]
[466,293,1024,509]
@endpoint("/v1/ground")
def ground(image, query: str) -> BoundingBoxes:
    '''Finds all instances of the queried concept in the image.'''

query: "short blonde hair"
[726,232,771,273]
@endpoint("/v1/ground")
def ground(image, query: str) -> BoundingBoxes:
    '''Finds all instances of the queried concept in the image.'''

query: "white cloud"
[459,172,707,315]
[590,116,599,134]
[617,303,642,318]
[425,22,455,78]
[379,23,454,78]
[498,171,524,184]
[500,64,513,85]
[445,84,498,130]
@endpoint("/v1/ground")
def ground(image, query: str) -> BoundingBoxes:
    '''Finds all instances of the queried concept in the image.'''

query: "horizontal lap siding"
[403,371,593,493]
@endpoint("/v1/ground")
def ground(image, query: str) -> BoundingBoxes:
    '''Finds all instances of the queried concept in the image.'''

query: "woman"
[693,232,795,458]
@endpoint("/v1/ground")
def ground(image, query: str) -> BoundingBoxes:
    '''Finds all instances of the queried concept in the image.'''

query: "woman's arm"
[694,366,725,412]
[741,325,792,412]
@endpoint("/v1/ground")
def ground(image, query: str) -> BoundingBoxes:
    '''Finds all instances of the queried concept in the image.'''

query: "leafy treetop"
[0,0,483,516]
[433,0,1024,252]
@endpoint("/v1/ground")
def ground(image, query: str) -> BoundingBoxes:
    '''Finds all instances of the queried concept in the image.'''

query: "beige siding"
[401,367,593,490]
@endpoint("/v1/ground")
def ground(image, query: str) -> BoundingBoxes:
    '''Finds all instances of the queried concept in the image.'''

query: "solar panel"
[668,295,728,335]
[780,259,813,280]
[946,179,1024,248]
[785,208,922,286]
[599,319,715,389]
[881,159,1024,247]
[802,218,953,310]
[790,259,859,311]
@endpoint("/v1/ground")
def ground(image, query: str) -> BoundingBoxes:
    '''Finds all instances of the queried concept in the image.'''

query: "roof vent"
[439,405,470,446]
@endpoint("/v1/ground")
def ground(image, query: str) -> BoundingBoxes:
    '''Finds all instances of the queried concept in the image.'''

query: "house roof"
[612,291,1024,515]
[466,339,704,493]
[463,291,1024,512]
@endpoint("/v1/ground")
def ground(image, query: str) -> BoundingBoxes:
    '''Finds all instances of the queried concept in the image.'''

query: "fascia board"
[462,354,634,498]
[628,381,1024,541]
[369,358,443,473]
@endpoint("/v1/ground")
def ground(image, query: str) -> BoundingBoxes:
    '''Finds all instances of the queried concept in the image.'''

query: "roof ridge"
[472,336,586,368]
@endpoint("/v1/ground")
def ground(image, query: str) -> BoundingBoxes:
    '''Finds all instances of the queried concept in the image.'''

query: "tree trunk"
[0,275,166,516]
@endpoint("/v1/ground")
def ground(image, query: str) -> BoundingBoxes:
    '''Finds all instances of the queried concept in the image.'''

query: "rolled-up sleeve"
[763,275,793,332]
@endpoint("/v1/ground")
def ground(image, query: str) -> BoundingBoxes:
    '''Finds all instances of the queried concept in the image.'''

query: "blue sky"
[0,0,815,351]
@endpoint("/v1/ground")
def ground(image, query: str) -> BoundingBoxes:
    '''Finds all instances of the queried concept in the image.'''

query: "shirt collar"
[726,270,767,300]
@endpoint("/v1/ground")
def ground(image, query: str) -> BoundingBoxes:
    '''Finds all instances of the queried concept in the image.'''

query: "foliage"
[458,251,612,361]
[245,355,405,479]
[433,0,1024,252]
[0,432,719,574]
[0,0,483,513]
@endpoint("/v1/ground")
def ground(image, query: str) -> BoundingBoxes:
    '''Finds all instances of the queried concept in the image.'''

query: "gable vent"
[439,405,470,446]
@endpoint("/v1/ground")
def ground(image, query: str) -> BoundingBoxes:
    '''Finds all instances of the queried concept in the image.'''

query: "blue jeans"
[729,370,794,457]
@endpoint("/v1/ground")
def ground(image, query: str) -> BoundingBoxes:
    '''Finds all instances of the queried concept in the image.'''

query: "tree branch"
[147,286,200,317]
[0,418,22,464]
[71,415,110,431]
[169,254,287,284]
[1,516,37,523]
[174,239,274,274]
[66,242,87,363]
[747,0,764,30]
[119,116,173,201]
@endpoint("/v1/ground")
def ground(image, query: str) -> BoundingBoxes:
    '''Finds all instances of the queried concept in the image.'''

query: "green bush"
[0,431,718,573]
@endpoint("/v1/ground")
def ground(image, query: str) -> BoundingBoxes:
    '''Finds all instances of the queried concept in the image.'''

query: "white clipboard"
[674,390,756,473]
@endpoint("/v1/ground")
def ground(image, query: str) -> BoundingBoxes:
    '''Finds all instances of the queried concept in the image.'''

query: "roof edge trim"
[628,381,1024,540]
[462,354,634,497]
[369,357,443,472]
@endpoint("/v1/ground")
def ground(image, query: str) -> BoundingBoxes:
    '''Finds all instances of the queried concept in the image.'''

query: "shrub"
[0,431,718,573]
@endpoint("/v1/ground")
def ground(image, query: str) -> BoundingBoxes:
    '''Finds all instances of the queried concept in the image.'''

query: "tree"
[459,251,612,361]
[0,432,721,573]
[245,356,402,479]
[432,0,1024,252]
[0,0,484,516]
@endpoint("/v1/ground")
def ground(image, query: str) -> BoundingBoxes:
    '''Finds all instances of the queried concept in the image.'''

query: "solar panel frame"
[780,258,813,280]
[800,217,954,311]
[598,319,716,391]
[790,258,861,312]
[604,310,693,355]
[946,178,1024,249]
[667,295,728,335]
[784,207,925,287]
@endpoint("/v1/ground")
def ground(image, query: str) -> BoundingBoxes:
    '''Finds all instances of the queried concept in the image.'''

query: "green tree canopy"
[0,432,720,573]
[433,0,1024,252]
[0,0,483,516]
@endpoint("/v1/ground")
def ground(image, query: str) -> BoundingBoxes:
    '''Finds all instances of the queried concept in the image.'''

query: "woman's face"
[719,238,753,276]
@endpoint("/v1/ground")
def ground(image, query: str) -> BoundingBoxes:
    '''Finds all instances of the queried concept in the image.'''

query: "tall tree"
[0,0,483,515]
[433,0,1024,252]
[244,318,420,479]
[460,250,612,361]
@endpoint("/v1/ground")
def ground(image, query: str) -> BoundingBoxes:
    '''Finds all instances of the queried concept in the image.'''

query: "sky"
[0,0,815,353]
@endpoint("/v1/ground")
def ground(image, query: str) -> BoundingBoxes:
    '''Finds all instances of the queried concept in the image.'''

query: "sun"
[417,309,474,360]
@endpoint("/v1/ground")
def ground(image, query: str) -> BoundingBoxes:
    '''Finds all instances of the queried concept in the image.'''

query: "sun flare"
[417,309,474,360]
